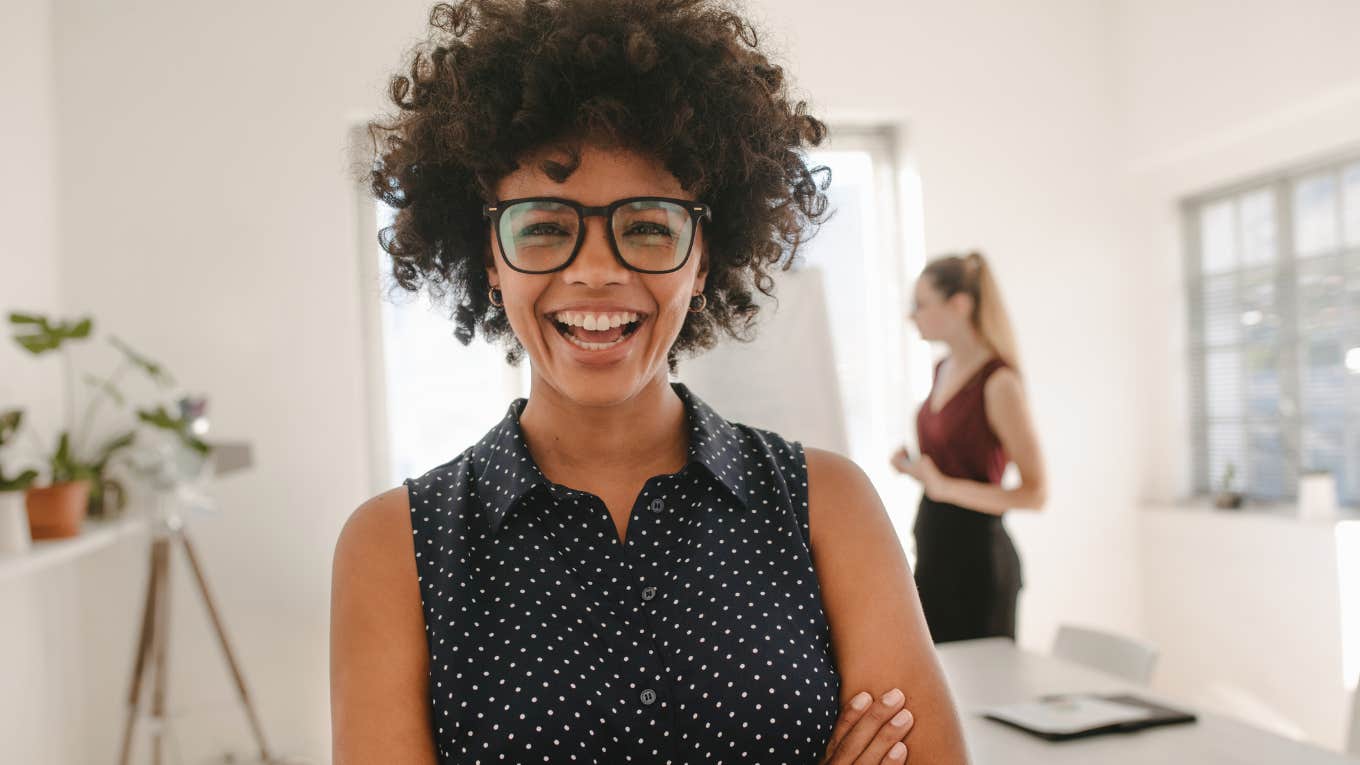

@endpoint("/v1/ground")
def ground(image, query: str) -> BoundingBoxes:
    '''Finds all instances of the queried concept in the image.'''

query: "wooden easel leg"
[149,536,172,765]
[178,529,274,763]
[117,539,163,765]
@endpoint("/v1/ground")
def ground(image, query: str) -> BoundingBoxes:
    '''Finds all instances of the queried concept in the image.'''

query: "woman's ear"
[693,236,709,291]
[484,244,499,289]
[947,291,975,319]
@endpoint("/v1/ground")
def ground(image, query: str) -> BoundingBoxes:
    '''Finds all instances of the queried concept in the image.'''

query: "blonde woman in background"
[891,252,1047,643]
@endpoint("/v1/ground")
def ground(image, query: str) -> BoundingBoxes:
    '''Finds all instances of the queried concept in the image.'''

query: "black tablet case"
[983,693,1198,742]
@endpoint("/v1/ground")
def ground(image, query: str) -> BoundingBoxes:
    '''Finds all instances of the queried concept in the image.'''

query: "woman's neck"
[944,328,994,369]
[518,374,689,485]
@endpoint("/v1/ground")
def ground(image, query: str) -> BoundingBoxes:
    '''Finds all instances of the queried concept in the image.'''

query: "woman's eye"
[518,222,571,237]
[625,222,675,238]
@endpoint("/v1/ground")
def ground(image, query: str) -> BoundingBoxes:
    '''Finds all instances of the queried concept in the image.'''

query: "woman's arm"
[907,367,1047,516]
[330,486,439,764]
[807,447,971,764]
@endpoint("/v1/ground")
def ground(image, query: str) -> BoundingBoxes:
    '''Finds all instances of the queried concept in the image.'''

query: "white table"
[936,637,1356,764]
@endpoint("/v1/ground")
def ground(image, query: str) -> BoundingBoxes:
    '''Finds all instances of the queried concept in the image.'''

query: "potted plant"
[1213,462,1244,509]
[10,312,174,537]
[0,409,40,553]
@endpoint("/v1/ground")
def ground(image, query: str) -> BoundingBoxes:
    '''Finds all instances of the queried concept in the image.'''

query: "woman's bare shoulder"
[332,485,419,611]
[804,447,881,531]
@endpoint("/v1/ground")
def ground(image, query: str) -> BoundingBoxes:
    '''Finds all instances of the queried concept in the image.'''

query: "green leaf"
[47,430,96,484]
[136,405,212,456]
[93,431,137,469]
[15,334,58,354]
[110,336,174,386]
[83,374,127,406]
[0,468,39,492]
[10,313,94,356]
[136,405,178,430]
[0,409,22,448]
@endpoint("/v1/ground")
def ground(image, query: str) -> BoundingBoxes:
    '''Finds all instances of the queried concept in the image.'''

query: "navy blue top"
[404,381,841,764]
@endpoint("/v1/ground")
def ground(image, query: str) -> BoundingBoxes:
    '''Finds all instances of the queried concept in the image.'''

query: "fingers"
[824,688,914,765]
[853,697,914,765]
[878,741,909,764]
[822,691,872,763]
[888,449,909,474]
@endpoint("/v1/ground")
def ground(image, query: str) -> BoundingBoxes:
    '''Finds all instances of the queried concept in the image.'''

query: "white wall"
[1115,0,1360,751]
[46,1,413,760]
[1,1,64,413]
[1139,510,1350,749]
[1118,0,1360,505]
[36,0,1145,762]
[0,2,76,765]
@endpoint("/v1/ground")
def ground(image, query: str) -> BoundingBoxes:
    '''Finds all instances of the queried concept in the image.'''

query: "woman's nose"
[564,218,627,281]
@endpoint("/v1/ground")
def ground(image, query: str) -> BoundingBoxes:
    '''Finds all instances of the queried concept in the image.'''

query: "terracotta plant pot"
[26,480,91,540]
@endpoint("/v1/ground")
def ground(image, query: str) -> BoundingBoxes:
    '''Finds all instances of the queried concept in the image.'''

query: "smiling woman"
[331,1,969,763]
[367,0,829,372]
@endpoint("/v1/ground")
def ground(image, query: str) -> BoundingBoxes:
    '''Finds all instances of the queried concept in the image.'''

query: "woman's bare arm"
[330,486,438,764]
[807,447,971,764]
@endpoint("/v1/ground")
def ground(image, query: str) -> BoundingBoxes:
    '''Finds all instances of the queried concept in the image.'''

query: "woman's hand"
[889,449,949,502]
[889,447,913,475]
[819,689,915,764]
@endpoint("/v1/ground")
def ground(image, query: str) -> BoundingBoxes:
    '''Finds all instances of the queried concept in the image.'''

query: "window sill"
[1142,499,1360,525]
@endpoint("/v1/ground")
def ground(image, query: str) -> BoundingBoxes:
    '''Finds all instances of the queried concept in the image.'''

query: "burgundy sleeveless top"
[916,357,1010,484]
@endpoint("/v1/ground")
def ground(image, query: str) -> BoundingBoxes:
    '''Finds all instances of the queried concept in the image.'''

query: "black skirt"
[912,496,1023,644]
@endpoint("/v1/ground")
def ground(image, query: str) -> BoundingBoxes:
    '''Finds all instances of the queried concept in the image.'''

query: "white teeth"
[561,329,627,351]
[552,311,640,329]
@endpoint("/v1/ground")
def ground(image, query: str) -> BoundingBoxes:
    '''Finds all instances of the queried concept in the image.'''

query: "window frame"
[1182,146,1360,507]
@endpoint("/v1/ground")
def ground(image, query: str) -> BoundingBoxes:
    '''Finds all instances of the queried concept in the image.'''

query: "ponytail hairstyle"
[921,251,1021,371]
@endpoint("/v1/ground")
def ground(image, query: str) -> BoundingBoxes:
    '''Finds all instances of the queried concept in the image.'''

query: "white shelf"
[1142,500,1360,525]
[0,514,149,583]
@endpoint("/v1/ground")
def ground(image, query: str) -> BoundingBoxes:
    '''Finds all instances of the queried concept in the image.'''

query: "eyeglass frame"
[482,195,713,275]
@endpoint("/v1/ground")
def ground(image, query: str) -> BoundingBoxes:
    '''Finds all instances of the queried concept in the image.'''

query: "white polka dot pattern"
[404,382,841,763]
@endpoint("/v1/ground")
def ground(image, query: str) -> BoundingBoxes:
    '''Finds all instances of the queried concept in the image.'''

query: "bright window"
[1184,155,1360,506]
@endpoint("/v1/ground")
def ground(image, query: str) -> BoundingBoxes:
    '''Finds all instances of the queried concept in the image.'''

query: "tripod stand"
[117,447,274,764]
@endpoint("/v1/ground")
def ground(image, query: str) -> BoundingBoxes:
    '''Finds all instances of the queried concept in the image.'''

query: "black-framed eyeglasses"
[482,196,712,275]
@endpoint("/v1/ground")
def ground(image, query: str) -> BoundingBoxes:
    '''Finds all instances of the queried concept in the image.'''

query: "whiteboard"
[677,266,849,455]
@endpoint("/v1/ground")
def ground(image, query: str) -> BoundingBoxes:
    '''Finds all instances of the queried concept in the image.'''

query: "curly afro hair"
[369,0,830,371]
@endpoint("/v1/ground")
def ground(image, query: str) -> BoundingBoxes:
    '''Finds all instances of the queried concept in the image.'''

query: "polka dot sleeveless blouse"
[403,382,842,763]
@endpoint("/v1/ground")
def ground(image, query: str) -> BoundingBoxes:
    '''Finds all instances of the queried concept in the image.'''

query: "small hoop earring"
[488,287,504,308]
[688,293,707,313]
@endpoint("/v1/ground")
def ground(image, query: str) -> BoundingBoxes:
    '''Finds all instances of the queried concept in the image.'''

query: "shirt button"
[641,586,657,601]
[640,689,657,706]
[649,498,665,513]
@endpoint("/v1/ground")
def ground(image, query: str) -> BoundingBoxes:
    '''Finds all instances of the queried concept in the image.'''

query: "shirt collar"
[470,381,750,535]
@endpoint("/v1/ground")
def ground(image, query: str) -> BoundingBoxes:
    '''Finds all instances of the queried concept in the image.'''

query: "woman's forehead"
[494,145,686,203]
